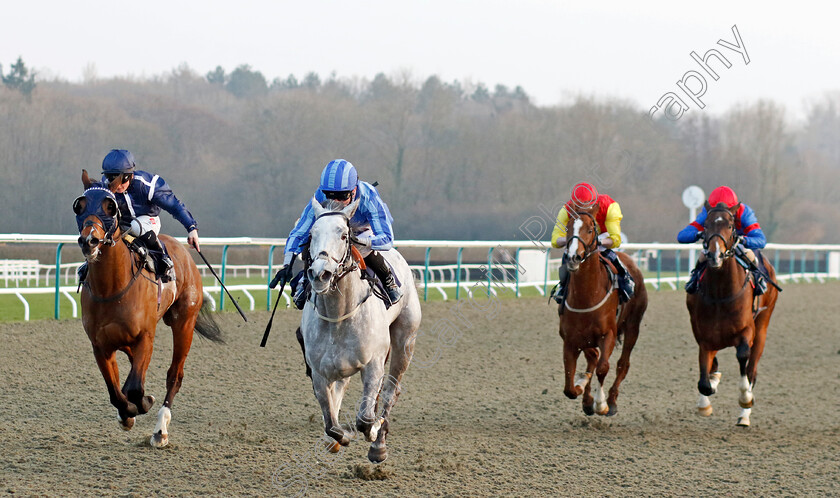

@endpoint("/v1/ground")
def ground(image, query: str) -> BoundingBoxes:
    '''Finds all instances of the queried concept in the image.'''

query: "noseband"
[565,211,600,262]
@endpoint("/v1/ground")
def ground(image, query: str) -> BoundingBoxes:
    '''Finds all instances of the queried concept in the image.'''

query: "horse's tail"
[195,299,225,343]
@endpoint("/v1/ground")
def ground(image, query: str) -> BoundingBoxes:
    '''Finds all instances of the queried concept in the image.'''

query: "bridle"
[565,211,600,263]
[310,211,359,293]
[702,207,737,260]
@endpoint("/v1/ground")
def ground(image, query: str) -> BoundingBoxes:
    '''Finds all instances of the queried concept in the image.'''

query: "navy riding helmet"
[102,149,136,174]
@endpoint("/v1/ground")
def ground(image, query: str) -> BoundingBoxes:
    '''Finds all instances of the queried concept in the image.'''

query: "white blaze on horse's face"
[308,197,359,294]
[566,218,584,271]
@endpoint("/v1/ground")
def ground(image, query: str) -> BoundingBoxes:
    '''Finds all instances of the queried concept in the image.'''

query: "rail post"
[424,247,431,302]
[455,247,463,301]
[54,243,64,319]
[267,245,276,310]
[220,245,229,310]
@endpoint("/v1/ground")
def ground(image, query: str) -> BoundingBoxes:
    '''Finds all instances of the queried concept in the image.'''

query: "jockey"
[678,185,767,294]
[270,159,402,305]
[78,149,200,283]
[550,182,635,306]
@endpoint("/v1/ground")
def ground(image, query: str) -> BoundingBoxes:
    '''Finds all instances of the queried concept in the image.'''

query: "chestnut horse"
[687,202,778,426]
[73,170,222,447]
[558,208,647,416]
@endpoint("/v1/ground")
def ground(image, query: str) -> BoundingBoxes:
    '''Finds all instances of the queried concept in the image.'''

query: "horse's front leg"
[92,345,137,430]
[696,354,720,416]
[736,335,755,426]
[356,357,386,444]
[121,333,156,417]
[580,348,598,415]
[592,332,616,416]
[311,372,350,448]
[562,342,584,399]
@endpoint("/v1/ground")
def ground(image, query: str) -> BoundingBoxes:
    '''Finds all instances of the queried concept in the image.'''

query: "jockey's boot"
[685,260,707,294]
[291,271,308,310]
[365,251,402,305]
[141,232,175,282]
[603,249,635,303]
[552,264,569,306]
[752,269,768,295]
[77,262,88,283]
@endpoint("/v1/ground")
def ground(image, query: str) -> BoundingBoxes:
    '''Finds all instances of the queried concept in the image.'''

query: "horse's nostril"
[321,271,332,281]
[89,237,99,247]
[77,237,85,246]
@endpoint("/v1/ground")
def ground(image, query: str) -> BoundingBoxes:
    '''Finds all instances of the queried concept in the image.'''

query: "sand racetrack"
[1,282,839,496]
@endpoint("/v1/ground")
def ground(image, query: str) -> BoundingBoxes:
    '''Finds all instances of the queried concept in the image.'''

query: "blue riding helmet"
[102,149,136,174]
[319,159,358,192]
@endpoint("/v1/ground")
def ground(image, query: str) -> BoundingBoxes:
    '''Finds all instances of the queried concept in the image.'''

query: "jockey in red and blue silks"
[270,159,402,305]
[678,185,768,294]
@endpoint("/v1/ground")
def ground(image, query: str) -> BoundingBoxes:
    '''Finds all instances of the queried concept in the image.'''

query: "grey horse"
[301,197,422,463]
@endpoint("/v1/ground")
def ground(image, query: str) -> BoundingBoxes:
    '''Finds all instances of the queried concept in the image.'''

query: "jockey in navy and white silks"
[80,149,199,283]
[678,185,768,294]
[271,159,403,305]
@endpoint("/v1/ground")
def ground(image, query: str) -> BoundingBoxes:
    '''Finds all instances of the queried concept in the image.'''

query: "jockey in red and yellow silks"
[550,183,635,307]
[678,185,768,294]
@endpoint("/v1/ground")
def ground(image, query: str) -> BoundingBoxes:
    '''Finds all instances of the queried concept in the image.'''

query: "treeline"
[1,61,838,244]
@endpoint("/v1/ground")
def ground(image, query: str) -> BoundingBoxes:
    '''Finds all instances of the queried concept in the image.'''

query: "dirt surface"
[2,282,839,496]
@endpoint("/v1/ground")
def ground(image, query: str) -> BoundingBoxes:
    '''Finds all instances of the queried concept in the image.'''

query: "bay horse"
[687,201,778,426]
[300,198,421,463]
[73,170,223,447]
[558,207,647,416]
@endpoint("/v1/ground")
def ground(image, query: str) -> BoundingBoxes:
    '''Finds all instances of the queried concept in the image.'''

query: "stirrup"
[385,284,403,305]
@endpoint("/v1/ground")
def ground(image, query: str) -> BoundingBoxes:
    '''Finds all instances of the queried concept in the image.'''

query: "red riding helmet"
[570,182,598,208]
[708,186,739,208]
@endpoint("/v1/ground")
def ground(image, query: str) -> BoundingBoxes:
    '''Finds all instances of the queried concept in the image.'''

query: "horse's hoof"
[582,404,595,416]
[368,445,388,464]
[118,416,135,431]
[697,405,713,417]
[736,417,750,427]
[606,404,618,417]
[141,395,155,413]
[150,430,169,448]
[564,389,579,400]
[324,440,341,453]
[595,405,609,416]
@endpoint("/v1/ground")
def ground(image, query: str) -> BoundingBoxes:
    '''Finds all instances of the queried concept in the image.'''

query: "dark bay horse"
[74,170,222,447]
[687,201,778,426]
[558,207,647,416]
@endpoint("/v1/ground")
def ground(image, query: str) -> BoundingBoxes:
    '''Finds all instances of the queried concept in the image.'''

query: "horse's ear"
[72,196,87,215]
[704,200,711,211]
[82,169,92,189]
[310,197,326,218]
[342,197,361,218]
[102,198,118,217]
[107,175,123,192]
[729,203,741,217]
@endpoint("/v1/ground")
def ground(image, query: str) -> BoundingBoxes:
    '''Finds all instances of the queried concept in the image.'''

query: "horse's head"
[73,170,120,261]
[564,206,599,272]
[702,200,739,269]
[307,197,360,294]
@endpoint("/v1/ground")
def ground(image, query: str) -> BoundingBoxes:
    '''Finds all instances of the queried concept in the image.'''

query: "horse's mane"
[322,199,347,212]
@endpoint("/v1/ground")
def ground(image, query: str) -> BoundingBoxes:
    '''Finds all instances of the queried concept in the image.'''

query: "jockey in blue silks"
[78,149,199,283]
[270,159,403,305]
[678,185,767,295]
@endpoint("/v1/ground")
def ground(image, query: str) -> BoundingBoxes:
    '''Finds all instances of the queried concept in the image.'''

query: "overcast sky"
[2,0,838,120]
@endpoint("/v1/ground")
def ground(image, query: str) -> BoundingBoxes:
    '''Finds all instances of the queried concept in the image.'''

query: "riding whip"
[260,280,287,347]
[195,249,248,321]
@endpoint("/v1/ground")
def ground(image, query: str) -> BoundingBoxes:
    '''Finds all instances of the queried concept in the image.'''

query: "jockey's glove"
[269,264,294,289]
[350,234,372,249]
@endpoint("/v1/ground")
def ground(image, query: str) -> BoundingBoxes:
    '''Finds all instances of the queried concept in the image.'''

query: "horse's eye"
[341,234,347,240]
